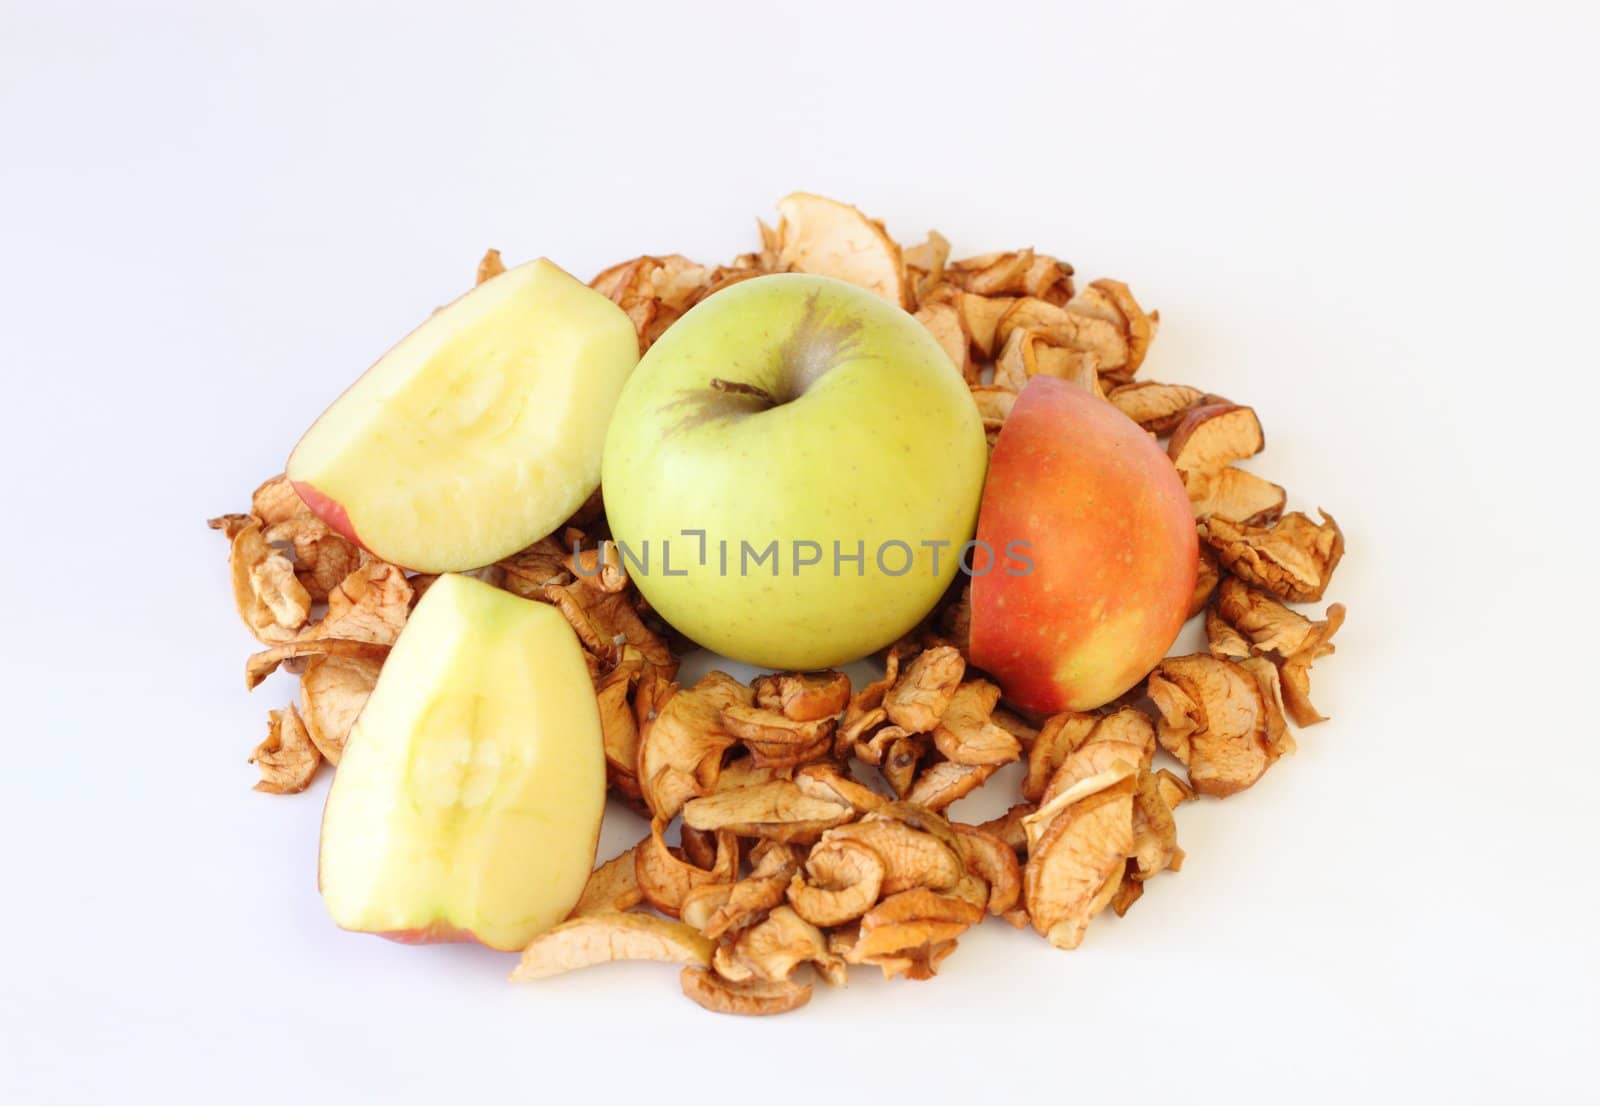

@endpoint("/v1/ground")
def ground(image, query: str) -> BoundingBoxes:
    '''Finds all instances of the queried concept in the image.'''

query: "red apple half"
[970,376,1197,714]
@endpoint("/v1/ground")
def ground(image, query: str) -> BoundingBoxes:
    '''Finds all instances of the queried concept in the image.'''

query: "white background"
[3,1,1596,1102]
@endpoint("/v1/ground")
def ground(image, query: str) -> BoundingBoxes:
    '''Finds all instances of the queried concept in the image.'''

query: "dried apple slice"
[1147,654,1281,797]
[1185,466,1287,524]
[288,259,640,572]
[1169,403,1265,477]
[1202,510,1345,603]
[511,914,713,981]
[679,967,813,1016]
[774,192,908,307]
[1108,382,1208,435]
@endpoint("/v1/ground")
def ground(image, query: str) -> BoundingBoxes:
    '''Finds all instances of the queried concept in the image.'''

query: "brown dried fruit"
[683,857,794,940]
[496,536,573,596]
[932,680,1023,766]
[261,515,366,601]
[1065,279,1158,383]
[511,914,713,981]
[956,292,1017,357]
[712,905,844,985]
[953,823,1023,915]
[977,802,1035,857]
[720,703,835,748]
[792,762,886,815]
[228,519,312,644]
[1279,604,1346,726]
[475,247,505,284]
[884,644,965,731]
[1108,382,1208,436]
[679,967,812,1016]
[250,474,311,526]
[1148,654,1283,797]
[1169,404,1265,476]
[1215,576,1317,655]
[905,760,998,811]
[1202,510,1344,603]
[847,888,985,976]
[243,561,411,688]
[774,192,907,308]
[915,300,971,378]
[1022,713,1099,803]
[250,706,321,794]
[1191,546,1221,617]
[636,671,747,821]
[539,581,673,675]
[567,848,644,919]
[1185,466,1287,524]
[881,734,924,796]
[595,665,641,793]
[787,839,887,927]
[1130,770,1184,881]
[752,670,851,722]
[1023,769,1137,949]
[298,653,380,765]
[903,230,951,306]
[825,814,963,896]
[634,821,739,918]
[681,779,853,843]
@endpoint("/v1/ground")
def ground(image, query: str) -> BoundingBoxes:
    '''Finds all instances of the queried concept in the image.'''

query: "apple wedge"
[289,259,639,572]
[318,573,606,952]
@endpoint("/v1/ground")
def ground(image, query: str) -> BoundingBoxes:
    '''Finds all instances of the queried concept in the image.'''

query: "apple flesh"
[288,258,639,573]
[318,573,605,951]
[600,274,989,670]
[970,377,1197,714]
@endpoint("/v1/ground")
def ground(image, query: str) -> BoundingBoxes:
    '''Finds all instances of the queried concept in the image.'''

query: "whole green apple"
[601,274,987,670]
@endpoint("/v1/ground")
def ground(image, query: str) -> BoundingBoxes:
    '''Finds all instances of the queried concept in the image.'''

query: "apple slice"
[318,573,605,951]
[289,259,639,572]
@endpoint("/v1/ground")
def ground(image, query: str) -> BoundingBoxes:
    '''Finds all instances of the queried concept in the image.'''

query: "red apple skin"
[292,480,367,554]
[970,377,1197,714]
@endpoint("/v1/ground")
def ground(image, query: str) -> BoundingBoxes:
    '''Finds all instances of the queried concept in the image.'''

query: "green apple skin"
[601,274,988,670]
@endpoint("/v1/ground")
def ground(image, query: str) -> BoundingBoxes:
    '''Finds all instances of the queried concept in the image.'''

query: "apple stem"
[710,378,778,407]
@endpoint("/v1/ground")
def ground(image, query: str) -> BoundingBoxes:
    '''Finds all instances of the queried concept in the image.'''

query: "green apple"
[318,573,606,951]
[600,274,988,670]
[289,258,639,573]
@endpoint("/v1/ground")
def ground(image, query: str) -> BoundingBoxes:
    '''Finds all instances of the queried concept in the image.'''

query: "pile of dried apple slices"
[209,192,1345,1016]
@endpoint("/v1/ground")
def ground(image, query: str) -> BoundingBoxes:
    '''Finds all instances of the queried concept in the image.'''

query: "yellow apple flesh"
[318,573,605,952]
[601,274,988,670]
[288,259,639,572]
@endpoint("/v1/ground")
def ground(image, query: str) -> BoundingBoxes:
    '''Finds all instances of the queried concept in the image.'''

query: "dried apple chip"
[250,706,322,794]
[712,905,844,985]
[884,644,965,731]
[774,192,908,308]
[787,838,886,927]
[475,247,505,285]
[905,760,997,812]
[1279,604,1346,726]
[1148,654,1282,797]
[635,670,747,820]
[1202,510,1344,603]
[634,820,739,918]
[681,779,853,843]
[1023,772,1137,949]
[298,653,380,765]
[1185,466,1287,525]
[1108,381,1208,436]
[932,680,1023,766]
[228,519,312,644]
[567,848,644,919]
[679,967,812,1016]
[511,914,714,981]
[751,670,851,722]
